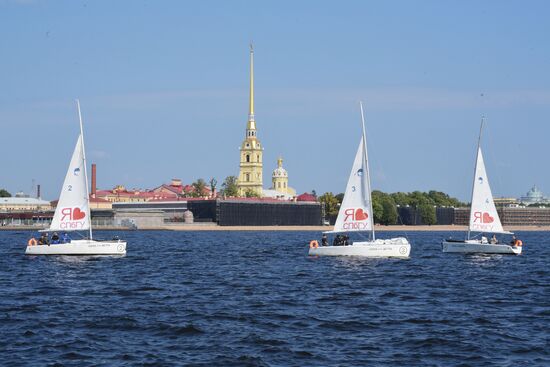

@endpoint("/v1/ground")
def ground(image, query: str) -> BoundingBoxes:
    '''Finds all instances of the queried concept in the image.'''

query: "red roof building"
[296,192,317,202]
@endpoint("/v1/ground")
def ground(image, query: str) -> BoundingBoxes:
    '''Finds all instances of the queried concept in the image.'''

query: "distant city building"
[237,45,264,197]
[519,185,549,205]
[0,196,52,212]
[453,207,550,226]
[95,185,164,203]
[494,197,519,207]
[152,178,192,197]
[264,157,296,199]
[296,192,317,202]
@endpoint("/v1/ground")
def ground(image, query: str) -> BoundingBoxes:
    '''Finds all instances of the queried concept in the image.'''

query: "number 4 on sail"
[442,118,522,255]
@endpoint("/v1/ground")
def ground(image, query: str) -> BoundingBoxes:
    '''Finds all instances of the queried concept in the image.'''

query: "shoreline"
[2,225,549,232]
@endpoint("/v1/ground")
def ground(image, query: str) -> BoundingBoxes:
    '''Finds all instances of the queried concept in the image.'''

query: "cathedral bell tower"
[237,44,263,197]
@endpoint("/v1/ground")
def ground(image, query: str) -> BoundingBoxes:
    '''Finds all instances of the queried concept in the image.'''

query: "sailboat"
[442,119,522,255]
[25,101,127,256]
[309,102,411,258]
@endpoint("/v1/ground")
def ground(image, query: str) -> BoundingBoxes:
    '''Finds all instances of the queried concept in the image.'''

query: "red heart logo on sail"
[482,212,494,223]
[73,208,86,220]
[355,208,368,221]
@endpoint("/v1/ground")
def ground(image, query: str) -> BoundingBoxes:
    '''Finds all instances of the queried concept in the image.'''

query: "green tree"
[0,189,11,198]
[209,178,217,197]
[192,178,207,197]
[371,190,385,223]
[408,191,431,207]
[372,197,384,224]
[427,190,464,207]
[319,192,340,217]
[390,192,410,207]
[380,196,398,225]
[221,176,239,197]
[372,190,398,225]
[335,192,345,204]
[244,189,260,198]
[418,203,436,225]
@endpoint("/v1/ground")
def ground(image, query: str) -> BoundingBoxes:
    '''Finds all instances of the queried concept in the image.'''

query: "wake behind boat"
[309,102,410,258]
[442,119,522,255]
[25,100,127,256]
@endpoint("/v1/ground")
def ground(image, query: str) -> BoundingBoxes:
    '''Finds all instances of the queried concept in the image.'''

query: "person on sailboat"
[51,232,60,244]
[490,234,498,244]
[343,235,350,246]
[38,233,49,246]
[321,233,328,247]
[509,235,523,247]
[61,232,71,244]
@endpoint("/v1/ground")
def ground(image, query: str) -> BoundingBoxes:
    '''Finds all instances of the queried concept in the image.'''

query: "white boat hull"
[309,237,410,258]
[442,240,522,255]
[25,239,127,256]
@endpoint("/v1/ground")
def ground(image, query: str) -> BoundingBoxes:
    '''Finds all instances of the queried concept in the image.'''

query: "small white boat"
[309,237,410,258]
[442,119,522,255]
[26,239,126,256]
[442,239,521,255]
[309,102,411,258]
[26,100,127,256]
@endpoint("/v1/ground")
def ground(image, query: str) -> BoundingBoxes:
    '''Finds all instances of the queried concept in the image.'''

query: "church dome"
[272,157,288,178]
[526,185,543,199]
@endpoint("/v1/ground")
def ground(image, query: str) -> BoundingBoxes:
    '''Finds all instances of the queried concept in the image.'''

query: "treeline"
[319,190,466,225]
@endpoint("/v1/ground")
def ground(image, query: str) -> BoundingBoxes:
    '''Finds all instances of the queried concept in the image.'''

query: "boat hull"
[309,237,410,258]
[442,240,521,255]
[25,239,127,256]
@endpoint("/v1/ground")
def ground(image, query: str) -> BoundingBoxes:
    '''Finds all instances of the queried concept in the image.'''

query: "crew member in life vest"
[321,233,328,247]
[510,235,522,247]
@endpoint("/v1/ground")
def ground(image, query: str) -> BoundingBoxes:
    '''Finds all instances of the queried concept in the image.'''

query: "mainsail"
[48,134,91,232]
[468,147,506,234]
[332,136,374,233]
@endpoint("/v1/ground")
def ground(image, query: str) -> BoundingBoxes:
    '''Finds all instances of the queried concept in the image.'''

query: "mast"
[77,99,93,240]
[359,102,375,241]
[467,117,484,240]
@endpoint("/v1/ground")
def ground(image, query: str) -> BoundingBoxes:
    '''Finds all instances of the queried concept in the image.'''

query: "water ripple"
[0,230,548,366]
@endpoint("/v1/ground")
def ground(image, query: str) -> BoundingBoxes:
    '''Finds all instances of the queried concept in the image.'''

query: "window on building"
[246,173,250,182]
[246,155,250,163]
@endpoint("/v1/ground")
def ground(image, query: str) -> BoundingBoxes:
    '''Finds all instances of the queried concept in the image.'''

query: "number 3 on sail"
[309,102,411,258]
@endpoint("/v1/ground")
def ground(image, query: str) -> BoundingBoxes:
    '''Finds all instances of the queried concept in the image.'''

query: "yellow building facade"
[237,45,264,196]
[270,157,296,196]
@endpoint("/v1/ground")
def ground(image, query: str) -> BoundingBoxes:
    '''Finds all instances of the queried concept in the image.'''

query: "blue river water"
[0,230,548,366]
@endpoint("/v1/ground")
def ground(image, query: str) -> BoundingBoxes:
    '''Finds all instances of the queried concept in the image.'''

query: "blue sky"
[1,0,549,201]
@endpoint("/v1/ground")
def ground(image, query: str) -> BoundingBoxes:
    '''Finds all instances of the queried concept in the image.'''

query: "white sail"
[333,137,374,233]
[48,134,91,232]
[468,147,506,234]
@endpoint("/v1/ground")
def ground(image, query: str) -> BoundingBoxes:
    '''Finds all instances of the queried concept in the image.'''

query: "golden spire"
[277,156,283,168]
[247,43,256,131]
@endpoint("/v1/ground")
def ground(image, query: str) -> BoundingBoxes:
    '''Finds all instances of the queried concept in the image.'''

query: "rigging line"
[396,212,411,243]
[359,102,376,241]
[484,118,506,204]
